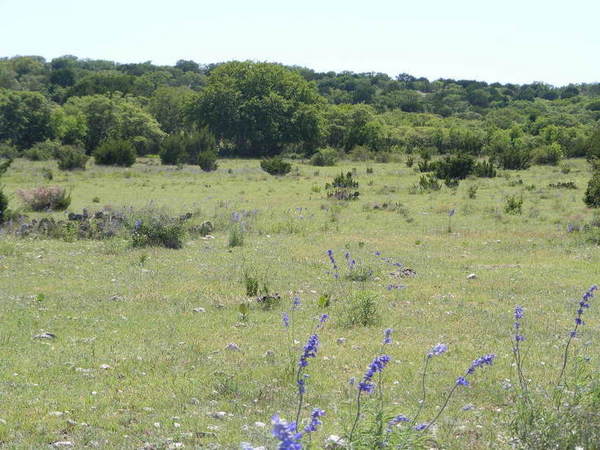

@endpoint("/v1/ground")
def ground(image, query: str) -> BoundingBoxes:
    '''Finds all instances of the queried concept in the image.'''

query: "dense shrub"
[16,186,71,211]
[197,150,218,172]
[474,160,497,177]
[131,218,185,249]
[326,172,360,200]
[57,146,89,170]
[504,195,523,215]
[416,174,441,191]
[532,143,563,165]
[497,148,531,170]
[310,148,338,166]
[23,140,62,161]
[159,128,217,166]
[0,142,18,159]
[431,154,475,180]
[94,139,136,167]
[260,157,291,176]
[340,291,379,327]
[584,171,600,208]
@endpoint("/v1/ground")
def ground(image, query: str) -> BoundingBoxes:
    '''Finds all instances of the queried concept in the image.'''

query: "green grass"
[0,157,598,448]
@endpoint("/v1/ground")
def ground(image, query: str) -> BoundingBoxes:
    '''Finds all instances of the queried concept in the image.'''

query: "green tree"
[187,61,324,156]
[149,86,195,133]
[0,90,54,149]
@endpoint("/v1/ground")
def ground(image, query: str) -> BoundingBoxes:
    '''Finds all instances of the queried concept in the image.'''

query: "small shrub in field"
[416,174,441,192]
[326,172,360,200]
[243,272,259,297]
[341,291,379,327]
[228,224,244,247]
[310,148,338,166]
[349,145,372,161]
[131,218,185,249]
[23,140,62,161]
[260,157,291,175]
[16,186,71,211]
[197,150,218,172]
[94,139,136,167]
[474,160,497,177]
[57,146,89,170]
[548,181,577,189]
[406,156,414,167]
[504,195,523,215]
[468,185,478,199]
[41,167,53,180]
[584,171,600,208]
[432,154,475,180]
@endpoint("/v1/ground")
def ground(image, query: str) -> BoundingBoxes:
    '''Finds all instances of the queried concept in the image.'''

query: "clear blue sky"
[1,0,598,86]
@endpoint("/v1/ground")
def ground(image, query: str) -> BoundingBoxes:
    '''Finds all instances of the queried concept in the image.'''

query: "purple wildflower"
[292,296,301,309]
[514,306,524,342]
[386,284,406,290]
[427,343,448,358]
[383,328,393,345]
[466,354,496,375]
[414,423,428,431]
[456,376,469,386]
[374,251,381,256]
[388,415,410,426]
[571,285,597,336]
[319,314,329,324]
[299,334,319,368]
[326,250,337,269]
[359,355,391,393]
[303,408,325,433]
[282,312,289,328]
[271,414,302,449]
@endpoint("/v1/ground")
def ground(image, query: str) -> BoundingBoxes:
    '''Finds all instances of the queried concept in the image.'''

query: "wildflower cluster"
[359,355,391,393]
[459,354,496,386]
[427,343,448,358]
[572,284,597,335]
[514,305,524,342]
[299,334,319,368]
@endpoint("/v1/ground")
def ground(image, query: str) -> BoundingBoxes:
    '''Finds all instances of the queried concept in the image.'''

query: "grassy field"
[0,157,599,449]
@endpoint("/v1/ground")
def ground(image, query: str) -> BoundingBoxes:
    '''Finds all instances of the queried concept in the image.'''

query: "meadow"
[0,157,599,449]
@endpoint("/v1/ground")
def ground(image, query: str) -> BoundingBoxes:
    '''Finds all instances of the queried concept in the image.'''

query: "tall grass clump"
[16,186,71,211]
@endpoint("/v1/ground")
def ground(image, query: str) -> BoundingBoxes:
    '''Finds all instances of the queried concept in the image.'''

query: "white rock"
[336,338,346,345]
[33,332,56,340]
[225,343,241,351]
[99,364,112,370]
[254,421,266,428]
[168,444,184,449]
[49,411,64,417]
[210,411,227,420]
[467,273,477,280]
[193,307,206,313]
[52,442,74,447]
[324,435,348,448]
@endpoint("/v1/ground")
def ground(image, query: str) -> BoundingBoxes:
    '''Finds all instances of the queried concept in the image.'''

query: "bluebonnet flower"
[466,354,496,375]
[303,408,325,433]
[514,306,524,342]
[326,250,337,269]
[297,376,306,395]
[134,219,142,230]
[386,284,406,291]
[414,423,428,431]
[456,376,469,386]
[383,328,393,345]
[427,343,448,358]
[282,312,289,328]
[388,414,410,426]
[359,355,391,393]
[374,251,381,256]
[299,334,319,368]
[292,296,301,309]
[271,414,301,449]
[319,314,329,324]
[571,285,597,336]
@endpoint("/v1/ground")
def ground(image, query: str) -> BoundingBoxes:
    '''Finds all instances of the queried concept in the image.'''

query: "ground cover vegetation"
[0,55,600,448]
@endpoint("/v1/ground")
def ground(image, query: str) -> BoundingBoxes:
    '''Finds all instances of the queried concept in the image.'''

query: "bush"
[532,143,563,166]
[432,154,475,180]
[197,150,218,172]
[16,186,71,211]
[416,174,441,192]
[497,148,531,170]
[504,195,523,215]
[0,142,18,159]
[584,171,600,208]
[348,146,373,161]
[94,139,137,167]
[474,160,497,178]
[57,146,89,170]
[159,128,217,166]
[326,172,360,200]
[23,140,62,161]
[260,157,291,176]
[310,148,338,166]
[131,218,186,249]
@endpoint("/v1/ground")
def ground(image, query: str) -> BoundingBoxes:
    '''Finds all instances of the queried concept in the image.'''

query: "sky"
[1,0,598,86]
